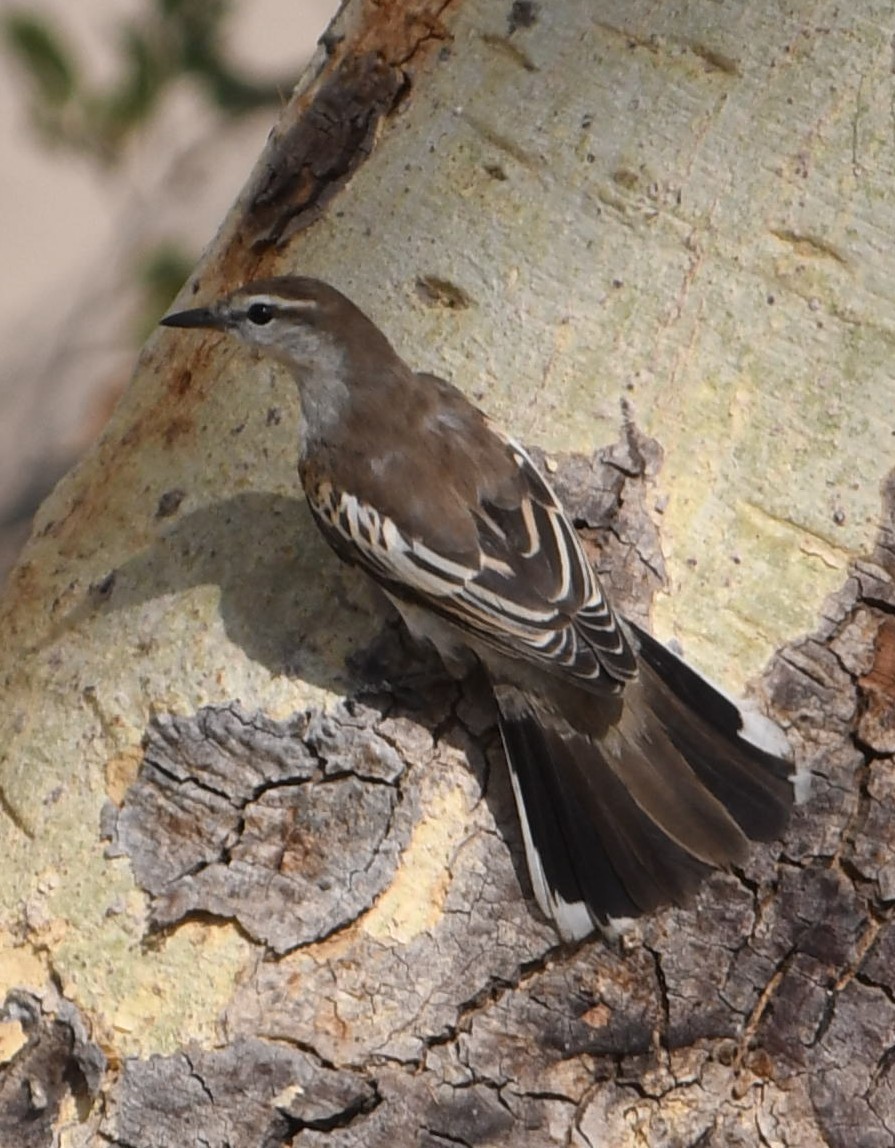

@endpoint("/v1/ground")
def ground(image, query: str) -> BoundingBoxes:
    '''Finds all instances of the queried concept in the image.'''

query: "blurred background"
[0,0,338,584]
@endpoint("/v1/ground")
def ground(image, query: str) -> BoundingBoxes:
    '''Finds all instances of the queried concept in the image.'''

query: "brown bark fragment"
[238,0,456,252]
[249,53,409,248]
[109,702,421,952]
[0,992,105,1148]
[858,617,895,754]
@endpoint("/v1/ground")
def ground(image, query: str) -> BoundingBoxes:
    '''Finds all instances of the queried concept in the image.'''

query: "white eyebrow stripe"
[240,294,319,312]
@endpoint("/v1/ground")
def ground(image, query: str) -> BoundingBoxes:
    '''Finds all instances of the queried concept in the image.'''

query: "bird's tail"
[493,621,797,942]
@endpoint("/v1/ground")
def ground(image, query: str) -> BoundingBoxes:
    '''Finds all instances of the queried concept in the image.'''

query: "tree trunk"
[2,1,894,1144]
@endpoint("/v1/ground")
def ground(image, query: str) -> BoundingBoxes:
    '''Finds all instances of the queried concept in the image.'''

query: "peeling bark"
[0,992,105,1148]
[109,702,418,952]
[103,1039,377,1147]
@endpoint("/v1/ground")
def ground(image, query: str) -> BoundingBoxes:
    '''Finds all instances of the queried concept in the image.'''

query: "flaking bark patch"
[859,615,895,753]
[103,1039,376,1147]
[0,992,106,1147]
[249,53,409,248]
[109,702,421,952]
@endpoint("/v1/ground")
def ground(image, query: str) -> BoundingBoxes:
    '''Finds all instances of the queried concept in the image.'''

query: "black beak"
[160,306,227,330]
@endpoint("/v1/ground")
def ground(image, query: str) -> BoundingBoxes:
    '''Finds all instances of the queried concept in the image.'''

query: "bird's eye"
[247,303,274,325]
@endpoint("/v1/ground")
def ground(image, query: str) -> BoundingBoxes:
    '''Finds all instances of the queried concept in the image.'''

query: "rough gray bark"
[1,1,894,1145]
[110,703,418,950]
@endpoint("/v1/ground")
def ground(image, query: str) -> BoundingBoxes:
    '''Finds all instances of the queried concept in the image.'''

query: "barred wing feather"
[307,441,637,691]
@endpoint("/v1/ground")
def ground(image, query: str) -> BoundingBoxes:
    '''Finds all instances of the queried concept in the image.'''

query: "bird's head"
[160,276,384,372]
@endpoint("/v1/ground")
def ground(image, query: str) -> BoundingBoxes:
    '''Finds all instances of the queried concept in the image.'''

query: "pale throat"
[280,329,350,458]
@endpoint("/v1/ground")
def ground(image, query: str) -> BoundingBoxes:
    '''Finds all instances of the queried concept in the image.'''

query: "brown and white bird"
[161,276,796,942]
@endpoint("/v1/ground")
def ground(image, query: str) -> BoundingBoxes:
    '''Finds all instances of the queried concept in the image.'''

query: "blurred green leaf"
[3,12,78,105]
[3,1,299,165]
[103,27,165,134]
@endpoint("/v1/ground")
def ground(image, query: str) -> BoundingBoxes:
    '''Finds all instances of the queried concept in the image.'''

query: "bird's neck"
[291,333,410,462]
[294,376,350,462]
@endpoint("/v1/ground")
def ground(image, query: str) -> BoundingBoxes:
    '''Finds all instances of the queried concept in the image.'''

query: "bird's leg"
[348,616,456,709]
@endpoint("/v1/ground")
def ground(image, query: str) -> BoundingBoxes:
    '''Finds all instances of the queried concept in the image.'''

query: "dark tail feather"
[498,708,715,937]
[492,636,796,941]
[628,621,794,841]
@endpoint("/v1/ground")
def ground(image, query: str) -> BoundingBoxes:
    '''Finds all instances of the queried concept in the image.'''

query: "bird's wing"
[306,438,637,691]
